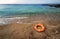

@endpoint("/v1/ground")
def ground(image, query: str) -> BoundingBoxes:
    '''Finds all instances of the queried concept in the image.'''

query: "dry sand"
[0,14,60,39]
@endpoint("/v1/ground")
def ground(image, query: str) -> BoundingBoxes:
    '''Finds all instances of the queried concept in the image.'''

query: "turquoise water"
[0,4,60,17]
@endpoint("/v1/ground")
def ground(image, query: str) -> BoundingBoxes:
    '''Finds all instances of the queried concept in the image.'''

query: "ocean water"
[0,4,60,24]
[0,4,60,17]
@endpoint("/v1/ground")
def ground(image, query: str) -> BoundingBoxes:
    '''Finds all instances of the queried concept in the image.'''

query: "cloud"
[0,0,60,4]
[15,0,41,4]
[0,0,16,4]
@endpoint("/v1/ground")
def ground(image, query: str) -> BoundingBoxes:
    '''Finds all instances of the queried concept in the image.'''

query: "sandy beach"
[0,14,60,39]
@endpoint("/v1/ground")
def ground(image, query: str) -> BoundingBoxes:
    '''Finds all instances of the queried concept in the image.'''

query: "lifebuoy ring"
[34,24,45,32]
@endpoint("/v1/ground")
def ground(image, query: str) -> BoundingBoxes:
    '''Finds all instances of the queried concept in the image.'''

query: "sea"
[0,4,60,24]
[0,4,60,17]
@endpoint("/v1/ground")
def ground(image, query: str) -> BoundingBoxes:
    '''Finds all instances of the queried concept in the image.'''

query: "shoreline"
[0,13,60,25]
[0,17,28,25]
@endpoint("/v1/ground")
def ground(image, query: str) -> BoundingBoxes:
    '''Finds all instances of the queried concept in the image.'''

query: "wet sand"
[0,14,60,39]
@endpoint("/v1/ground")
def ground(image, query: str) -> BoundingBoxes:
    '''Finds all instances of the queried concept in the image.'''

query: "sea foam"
[0,17,28,25]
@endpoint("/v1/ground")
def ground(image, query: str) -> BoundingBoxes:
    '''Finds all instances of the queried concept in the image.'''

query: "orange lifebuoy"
[34,24,45,32]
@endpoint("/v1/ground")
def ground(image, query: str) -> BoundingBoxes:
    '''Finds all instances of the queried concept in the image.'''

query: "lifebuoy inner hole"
[36,25,42,29]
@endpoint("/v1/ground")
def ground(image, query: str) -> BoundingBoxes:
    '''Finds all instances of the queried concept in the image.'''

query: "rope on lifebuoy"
[34,24,45,32]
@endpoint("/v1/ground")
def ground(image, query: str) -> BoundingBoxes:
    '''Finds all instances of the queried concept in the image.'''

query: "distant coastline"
[0,4,60,8]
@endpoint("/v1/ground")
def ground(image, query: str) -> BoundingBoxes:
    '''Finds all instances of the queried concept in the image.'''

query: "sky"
[0,0,60,4]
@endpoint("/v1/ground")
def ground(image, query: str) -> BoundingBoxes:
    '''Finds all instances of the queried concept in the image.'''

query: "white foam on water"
[0,17,28,25]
